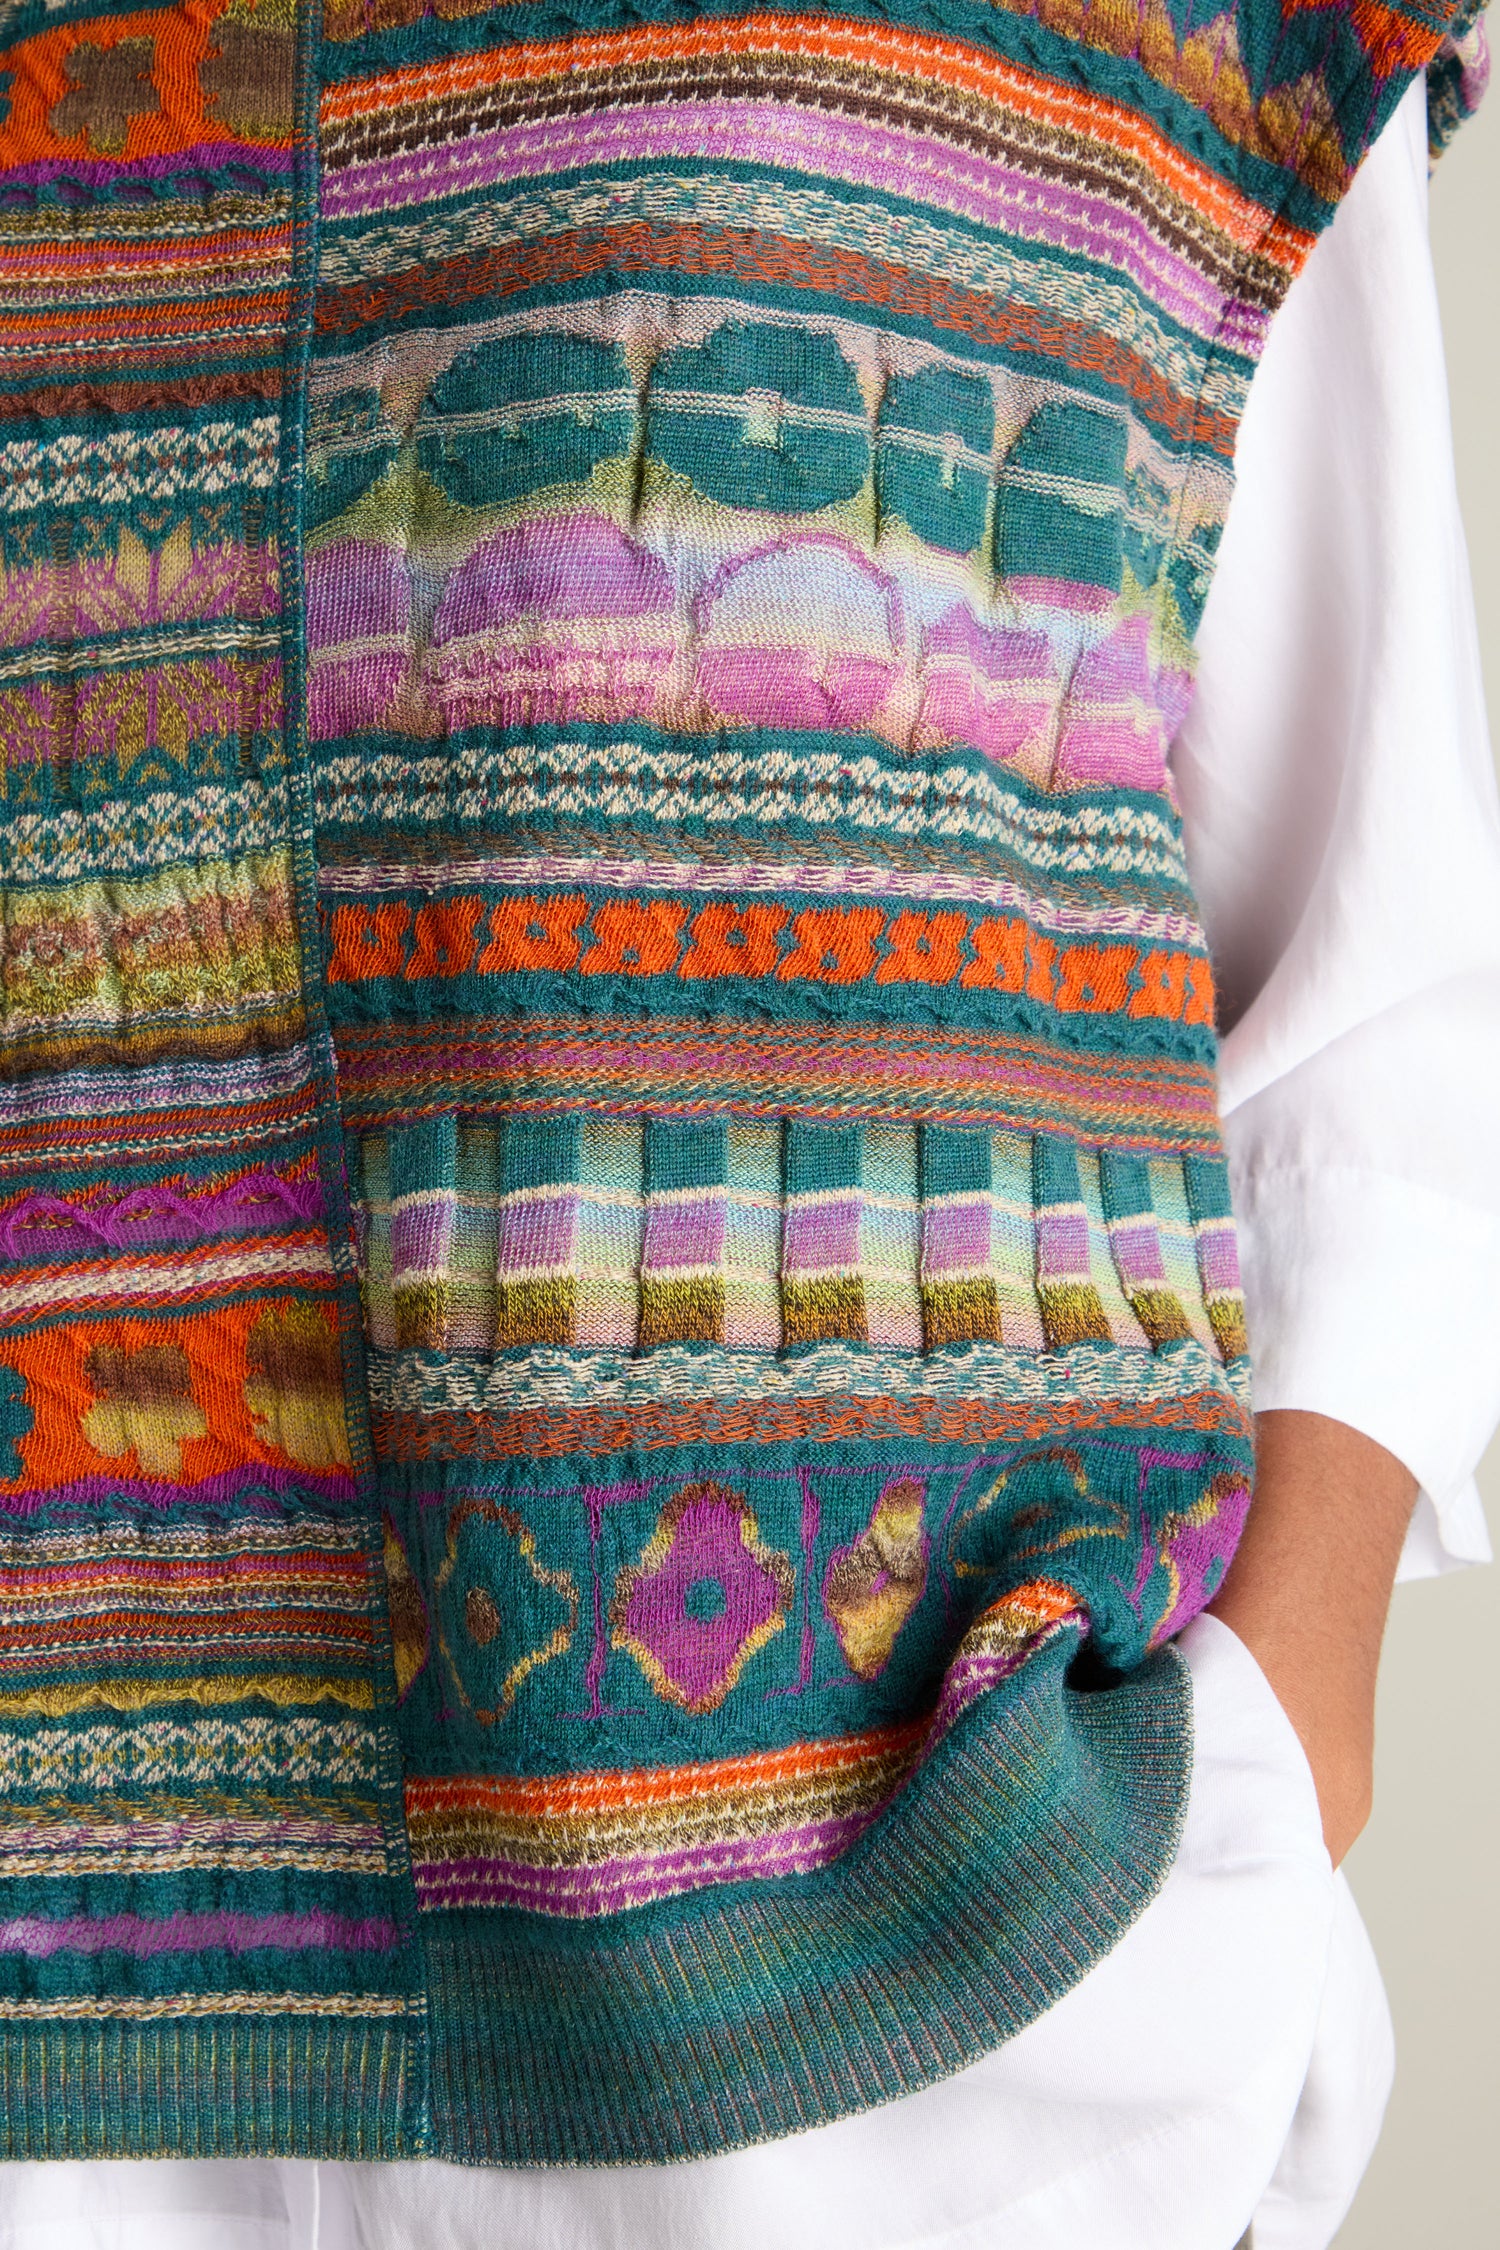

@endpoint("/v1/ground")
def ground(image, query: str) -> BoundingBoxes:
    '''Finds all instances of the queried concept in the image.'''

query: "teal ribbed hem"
[423,1637,1192,2165]
[0,1635,1189,2160]
[0,2013,425,2159]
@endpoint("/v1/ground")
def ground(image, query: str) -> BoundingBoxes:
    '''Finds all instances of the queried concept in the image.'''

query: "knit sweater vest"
[0,0,1486,2165]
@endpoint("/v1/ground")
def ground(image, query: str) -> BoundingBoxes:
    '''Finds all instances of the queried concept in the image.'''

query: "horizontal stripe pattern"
[408,1576,1081,1914]
[0,1798,386,1880]
[0,0,426,2115]
[309,732,1198,903]
[318,13,1303,269]
[331,1012,1223,1144]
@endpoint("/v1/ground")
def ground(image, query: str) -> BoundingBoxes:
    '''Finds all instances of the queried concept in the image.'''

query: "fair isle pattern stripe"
[0,1715,382,1793]
[317,849,1208,945]
[307,737,1200,900]
[0,1800,386,1880]
[366,1335,1254,1429]
[0,781,293,887]
[408,1578,1083,1915]
[0,420,281,515]
[314,171,1247,432]
[325,115,1269,340]
[0,1053,320,1171]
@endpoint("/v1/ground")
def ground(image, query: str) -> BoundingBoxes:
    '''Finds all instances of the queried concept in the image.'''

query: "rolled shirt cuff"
[1227,1163,1500,1581]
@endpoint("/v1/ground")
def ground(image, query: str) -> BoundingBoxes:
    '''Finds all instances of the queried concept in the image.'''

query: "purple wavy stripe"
[0,1049,313,1126]
[325,102,1258,351]
[0,1464,360,1522]
[415,1810,878,1915]
[0,143,294,196]
[0,1171,324,1261]
[0,1909,398,1958]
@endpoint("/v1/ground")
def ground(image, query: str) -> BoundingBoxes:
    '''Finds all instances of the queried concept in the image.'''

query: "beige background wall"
[1333,84,1500,2250]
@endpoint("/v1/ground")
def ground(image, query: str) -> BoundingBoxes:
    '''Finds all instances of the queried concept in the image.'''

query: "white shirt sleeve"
[1172,75,1500,1580]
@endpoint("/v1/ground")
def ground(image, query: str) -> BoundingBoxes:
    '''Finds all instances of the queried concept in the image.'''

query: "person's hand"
[1207,1409,1417,1867]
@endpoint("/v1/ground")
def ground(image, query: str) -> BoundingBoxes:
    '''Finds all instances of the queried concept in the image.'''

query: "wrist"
[1206,1409,1416,1865]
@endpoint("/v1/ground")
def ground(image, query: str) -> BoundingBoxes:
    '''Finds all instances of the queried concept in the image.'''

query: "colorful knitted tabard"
[0,0,1485,2164]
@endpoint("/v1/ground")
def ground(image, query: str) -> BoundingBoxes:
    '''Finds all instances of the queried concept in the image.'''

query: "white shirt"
[5,71,1497,2250]
[1181,79,1500,1584]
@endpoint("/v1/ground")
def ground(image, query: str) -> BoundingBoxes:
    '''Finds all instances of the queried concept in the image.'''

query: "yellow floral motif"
[243,1302,352,1471]
[824,1475,928,1681]
[81,1344,207,1480]
[381,1510,430,1700]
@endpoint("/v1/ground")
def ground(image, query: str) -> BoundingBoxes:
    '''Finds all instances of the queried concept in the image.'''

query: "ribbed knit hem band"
[0,1639,1187,2162]
[0,2015,426,2160]
[421,1636,1192,2166]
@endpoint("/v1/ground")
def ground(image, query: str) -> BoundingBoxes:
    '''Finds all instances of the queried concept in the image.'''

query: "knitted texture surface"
[0,0,1486,2161]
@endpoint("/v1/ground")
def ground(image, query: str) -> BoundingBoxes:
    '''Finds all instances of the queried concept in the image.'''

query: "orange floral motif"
[327,902,412,982]
[476,893,588,974]
[1126,949,1188,1019]
[1181,956,1215,1026]
[581,900,689,978]
[960,917,1053,998]
[875,910,967,988]
[1052,943,1137,1014]
[775,905,884,985]
[678,902,788,980]
[403,896,486,980]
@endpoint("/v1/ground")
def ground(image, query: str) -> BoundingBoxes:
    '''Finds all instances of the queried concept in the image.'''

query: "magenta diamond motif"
[610,1481,794,1715]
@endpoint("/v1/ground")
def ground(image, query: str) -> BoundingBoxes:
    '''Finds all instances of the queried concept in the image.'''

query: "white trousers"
[0,1618,1392,2250]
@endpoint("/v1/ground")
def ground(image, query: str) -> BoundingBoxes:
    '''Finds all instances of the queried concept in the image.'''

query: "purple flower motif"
[611,1481,794,1715]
